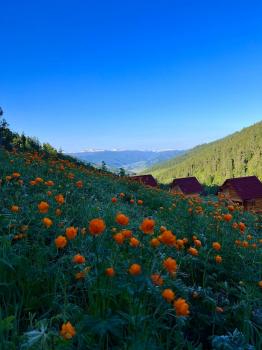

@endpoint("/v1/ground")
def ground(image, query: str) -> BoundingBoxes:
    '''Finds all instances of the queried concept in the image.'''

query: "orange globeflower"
[89,218,106,235]
[56,208,62,216]
[111,197,117,203]
[151,238,160,247]
[105,267,115,277]
[30,180,37,186]
[238,222,246,232]
[215,255,222,264]
[115,213,129,226]
[129,237,140,247]
[55,235,67,249]
[60,321,76,340]
[212,242,221,251]
[11,205,19,212]
[119,192,125,198]
[12,172,21,178]
[55,194,65,205]
[258,281,262,288]
[113,232,125,244]
[137,199,143,205]
[129,263,141,275]
[122,229,132,238]
[66,226,78,240]
[38,201,49,213]
[188,247,198,256]
[45,180,54,186]
[151,274,164,286]
[163,257,177,274]
[223,214,232,222]
[160,230,176,246]
[43,217,53,228]
[35,177,43,183]
[162,289,175,302]
[76,180,83,188]
[73,254,85,264]
[174,298,190,316]
[140,218,155,234]
[194,239,202,247]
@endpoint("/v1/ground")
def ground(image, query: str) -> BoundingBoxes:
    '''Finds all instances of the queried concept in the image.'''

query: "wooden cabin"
[131,175,158,187]
[170,177,203,197]
[219,176,262,212]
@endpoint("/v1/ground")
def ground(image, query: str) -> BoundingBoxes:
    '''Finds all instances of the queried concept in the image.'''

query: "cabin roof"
[171,177,203,194]
[221,176,262,200]
[131,174,158,187]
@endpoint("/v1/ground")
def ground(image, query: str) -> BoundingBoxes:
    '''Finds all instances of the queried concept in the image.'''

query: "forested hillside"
[146,121,262,185]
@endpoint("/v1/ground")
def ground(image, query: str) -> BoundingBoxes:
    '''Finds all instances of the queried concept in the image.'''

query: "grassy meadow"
[0,148,262,349]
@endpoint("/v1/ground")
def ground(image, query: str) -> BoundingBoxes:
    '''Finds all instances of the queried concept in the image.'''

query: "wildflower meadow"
[0,149,261,349]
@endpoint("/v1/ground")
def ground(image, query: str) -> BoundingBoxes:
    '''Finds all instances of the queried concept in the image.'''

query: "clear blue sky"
[1,0,262,152]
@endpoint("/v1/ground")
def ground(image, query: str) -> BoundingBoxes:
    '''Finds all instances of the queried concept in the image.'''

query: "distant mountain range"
[68,149,185,173]
[145,121,262,185]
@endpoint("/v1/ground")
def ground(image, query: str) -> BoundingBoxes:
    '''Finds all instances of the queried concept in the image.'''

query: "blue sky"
[1,0,262,152]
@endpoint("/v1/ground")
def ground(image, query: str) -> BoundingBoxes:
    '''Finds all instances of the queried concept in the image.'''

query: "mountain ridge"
[144,121,262,185]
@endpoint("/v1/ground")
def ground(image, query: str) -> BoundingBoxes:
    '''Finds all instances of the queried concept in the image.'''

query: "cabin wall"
[220,184,242,202]
[246,198,262,212]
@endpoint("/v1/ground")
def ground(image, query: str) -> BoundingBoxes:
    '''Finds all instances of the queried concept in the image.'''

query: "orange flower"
[238,222,246,232]
[105,267,115,277]
[111,197,117,203]
[130,199,134,204]
[35,177,43,183]
[140,218,155,234]
[89,218,106,235]
[30,180,37,186]
[113,232,125,244]
[47,190,52,196]
[227,205,234,212]
[56,208,62,216]
[173,298,190,316]
[137,199,143,205]
[223,214,232,222]
[73,254,85,264]
[38,201,49,213]
[258,281,262,288]
[55,194,65,205]
[6,175,12,181]
[242,240,248,248]
[188,247,198,256]
[45,180,54,186]
[176,239,184,248]
[11,205,19,212]
[129,263,141,275]
[42,217,53,228]
[115,213,129,226]
[122,229,132,238]
[65,226,78,240]
[160,230,176,246]
[151,238,160,247]
[151,274,164,286]
[119,192,125,198]
[162,289,175,302]
[60,321,76,340]
[194,239,202,247]
[12,172,21,178]
[129,237,140,247]
[55,235,67,248]
[212,242,221,251]
[215,255,222,264]
[163,257,177,274]
[76,180,83,188]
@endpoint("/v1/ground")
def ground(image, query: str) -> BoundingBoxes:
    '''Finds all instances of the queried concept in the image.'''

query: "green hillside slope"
[146,121,262,184]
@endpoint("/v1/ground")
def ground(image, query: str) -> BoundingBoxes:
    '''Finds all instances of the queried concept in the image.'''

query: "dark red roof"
[131,175,158,187]
[221,176,262,200]
[171,177,203,194]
